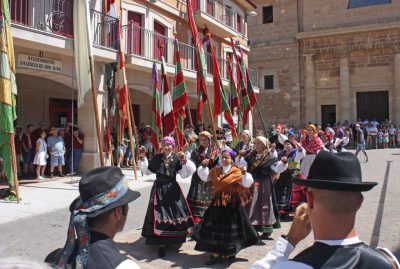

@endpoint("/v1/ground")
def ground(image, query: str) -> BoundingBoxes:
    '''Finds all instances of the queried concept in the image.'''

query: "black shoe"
[205,254,221,265]
[49,173,53,178]
[158,246,166,258]
[260,233,273,240]
[59,172,65,177]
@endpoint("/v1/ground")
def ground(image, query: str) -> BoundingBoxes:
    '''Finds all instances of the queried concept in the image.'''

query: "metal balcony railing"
[192,0,237,32]
[91,10,119,49]
[9,0,73,37]
[120,23,258,87]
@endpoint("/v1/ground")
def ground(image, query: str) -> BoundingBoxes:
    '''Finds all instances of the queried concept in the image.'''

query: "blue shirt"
[47,136,65,157]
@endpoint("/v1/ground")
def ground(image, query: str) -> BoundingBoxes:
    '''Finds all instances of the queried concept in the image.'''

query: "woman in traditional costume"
[244,136,288,239]
[193,149,259,265]
[300,124,324,177]
[276,140,306,215]
[138,136,196,257]
[187,131,219,223]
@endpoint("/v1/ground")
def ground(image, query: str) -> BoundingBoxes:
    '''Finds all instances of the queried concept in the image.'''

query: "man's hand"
[286,203,311,246]
[281,156,288,164]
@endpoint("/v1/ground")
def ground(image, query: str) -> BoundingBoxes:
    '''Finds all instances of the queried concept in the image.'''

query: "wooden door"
[356,91,389,122]
[127,12,142,55]
[321,105,336,128]
[49,98,77,128]
[153,21,166,61]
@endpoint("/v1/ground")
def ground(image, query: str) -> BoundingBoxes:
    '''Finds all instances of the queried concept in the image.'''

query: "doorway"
[321,105,336,128]
[356,91,389,122]
[49,98,77,128]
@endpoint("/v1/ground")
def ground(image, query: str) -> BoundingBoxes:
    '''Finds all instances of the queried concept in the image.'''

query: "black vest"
[292,242,393,269]
[86,232,127,269]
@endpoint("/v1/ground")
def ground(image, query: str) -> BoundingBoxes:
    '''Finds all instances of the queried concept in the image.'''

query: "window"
[348,0,391,9]
[236,14,241,33]
[264,75,274,90]
[263,6,273,24]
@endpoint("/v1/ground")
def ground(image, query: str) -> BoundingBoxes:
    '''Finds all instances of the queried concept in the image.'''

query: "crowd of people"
[40,118,399,269]
[0,122,85,181]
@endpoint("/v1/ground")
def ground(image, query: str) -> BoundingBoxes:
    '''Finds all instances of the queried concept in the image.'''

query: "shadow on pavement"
[116,237,248,268]
[393,245,400,261]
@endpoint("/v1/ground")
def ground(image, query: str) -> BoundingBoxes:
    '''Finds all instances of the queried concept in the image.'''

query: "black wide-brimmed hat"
[293,151,377,192]
[69,167,140,217]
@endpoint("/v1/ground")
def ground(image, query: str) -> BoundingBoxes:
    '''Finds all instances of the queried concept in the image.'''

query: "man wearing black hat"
[251,151,399,269]
[45,167,141,269]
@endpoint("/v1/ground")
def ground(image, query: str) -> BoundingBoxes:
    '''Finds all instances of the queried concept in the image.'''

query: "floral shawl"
[301,134,324,154]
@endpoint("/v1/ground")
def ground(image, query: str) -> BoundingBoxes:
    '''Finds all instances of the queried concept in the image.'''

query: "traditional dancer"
[276,140,306,215]
[234,130,253,167]
[193,149,259,265]
[187,131,218,223]
[244,136,288,239]
[138,136,196,257]
[300,124,324,178]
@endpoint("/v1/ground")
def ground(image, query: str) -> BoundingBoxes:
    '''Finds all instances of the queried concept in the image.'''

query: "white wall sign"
[18,54,63,73]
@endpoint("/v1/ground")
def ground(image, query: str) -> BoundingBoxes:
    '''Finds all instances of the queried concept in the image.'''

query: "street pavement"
[0,149,399,268]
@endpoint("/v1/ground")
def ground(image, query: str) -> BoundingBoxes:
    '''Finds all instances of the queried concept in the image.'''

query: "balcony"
[192,0,240,38]
[7,1,258,88]
[121,23,258,88]
[9,0,73,37]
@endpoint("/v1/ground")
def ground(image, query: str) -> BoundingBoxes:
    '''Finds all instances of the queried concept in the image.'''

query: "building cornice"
[296,20,400,40]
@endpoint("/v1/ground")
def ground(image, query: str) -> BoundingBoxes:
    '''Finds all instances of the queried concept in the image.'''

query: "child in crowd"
[378,129,384,149]
[383,129,389,149]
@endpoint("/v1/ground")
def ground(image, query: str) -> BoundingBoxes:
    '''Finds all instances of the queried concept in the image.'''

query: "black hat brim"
[69,189,141,218]
[293,177,377,192]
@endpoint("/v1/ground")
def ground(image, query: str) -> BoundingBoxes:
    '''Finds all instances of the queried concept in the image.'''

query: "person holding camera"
[251,151,399,269]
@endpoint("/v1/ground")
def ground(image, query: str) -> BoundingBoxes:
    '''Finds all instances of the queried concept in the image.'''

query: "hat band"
[57,177,129,269]
[80,176,129,213]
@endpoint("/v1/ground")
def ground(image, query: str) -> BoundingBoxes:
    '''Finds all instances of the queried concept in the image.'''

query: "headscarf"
[241,130,251,139]
[284,139,296,149]
[199,131,212,139]
[222,148,237,160]
[307,124,317,135]
[57,178,129,269]
[160,136,176,148]
[254,136,269,147]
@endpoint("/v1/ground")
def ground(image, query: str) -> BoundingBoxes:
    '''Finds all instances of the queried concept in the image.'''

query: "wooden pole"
[206,99,219,148]
[255,97,268,136]
[9,133,20,203]
[89,56,105,166]
[127,92,140,160]
[250,108,259,132]
[186,100,194,127]
[126,96,138,180]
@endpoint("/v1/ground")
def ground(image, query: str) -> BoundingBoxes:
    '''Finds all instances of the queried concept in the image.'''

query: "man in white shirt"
[251,151,399,269]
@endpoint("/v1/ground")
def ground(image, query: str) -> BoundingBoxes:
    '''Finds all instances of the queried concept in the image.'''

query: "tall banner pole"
[9,134,20,202]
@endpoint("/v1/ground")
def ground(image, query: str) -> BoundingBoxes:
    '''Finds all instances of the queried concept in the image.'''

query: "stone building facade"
[248,0,400,127]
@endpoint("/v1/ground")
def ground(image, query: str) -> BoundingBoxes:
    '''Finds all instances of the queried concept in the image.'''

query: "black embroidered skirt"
[142,179,195,245]
[192,193,259,256]
[186,173,214,218]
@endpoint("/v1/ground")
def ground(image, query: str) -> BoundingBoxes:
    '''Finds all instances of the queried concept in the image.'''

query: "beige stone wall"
[249,42,300,126]
[299,29,400,124]
[247,0,298,44]
[300,0,400,32]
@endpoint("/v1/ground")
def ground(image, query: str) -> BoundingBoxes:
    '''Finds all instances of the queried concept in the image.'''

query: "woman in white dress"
[33,131,47,180]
